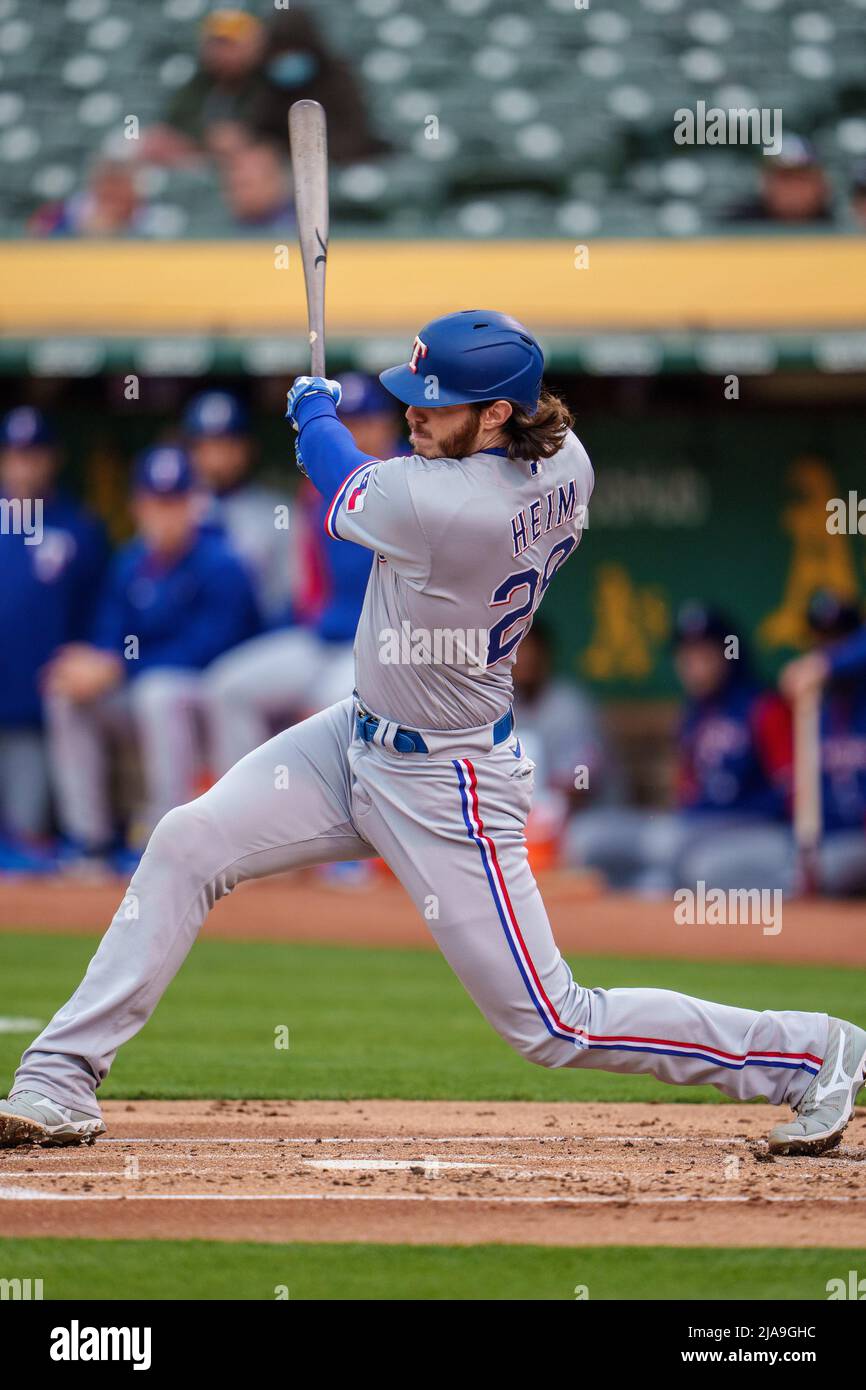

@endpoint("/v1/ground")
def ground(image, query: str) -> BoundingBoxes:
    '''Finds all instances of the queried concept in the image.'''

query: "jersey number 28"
[486,537,576,667]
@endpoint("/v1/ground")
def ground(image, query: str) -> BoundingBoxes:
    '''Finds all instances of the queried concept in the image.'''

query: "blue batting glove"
[285,375,342,429]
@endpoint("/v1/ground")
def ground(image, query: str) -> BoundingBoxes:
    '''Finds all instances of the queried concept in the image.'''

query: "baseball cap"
[338,374,395,418]
[202,9,263,42]
[672,601,731,646]
[807,589,861,637]
[772,135,819,171]
[133,446,194,496]
[0,406,56,449]
[184,390,249,439]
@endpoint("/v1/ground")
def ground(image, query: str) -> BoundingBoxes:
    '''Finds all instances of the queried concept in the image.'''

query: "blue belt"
[354,704,513,755]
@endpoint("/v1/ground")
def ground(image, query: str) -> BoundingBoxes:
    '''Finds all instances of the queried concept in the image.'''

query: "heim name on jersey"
[509,478,588,559]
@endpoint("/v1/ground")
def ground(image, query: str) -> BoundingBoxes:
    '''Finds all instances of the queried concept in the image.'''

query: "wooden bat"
[288,99,329,377]
[793,683,822,895]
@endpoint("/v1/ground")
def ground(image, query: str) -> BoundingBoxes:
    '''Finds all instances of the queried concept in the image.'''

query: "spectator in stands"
[29,158,144,238]
[251,8,388,165]
[218,135,294,233]
[143,7,384,169]
[849,161,866,231]
[0,408,108,850]
[185,389,292,624]
[512,619,622,868]
[777,590,866,895]
[726,136,835,225]
[42,446,259,869]
[203,375,403,775]
[569,603,791,892]
[142,8,267,166]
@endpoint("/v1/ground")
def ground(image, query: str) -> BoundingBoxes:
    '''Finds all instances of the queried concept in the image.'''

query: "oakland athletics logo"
[408,335,428,374]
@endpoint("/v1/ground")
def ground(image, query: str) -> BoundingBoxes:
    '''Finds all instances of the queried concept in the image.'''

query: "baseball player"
[203,376,394,774]
[186,389,292,625]
[569,603,792,892]
[43,446,260,867]
[1,312,863,1156]
[0,407,108,841]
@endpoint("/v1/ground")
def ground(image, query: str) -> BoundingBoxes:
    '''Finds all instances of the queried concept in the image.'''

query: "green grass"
[1,932,863,1103]
[0,1237,861,1300]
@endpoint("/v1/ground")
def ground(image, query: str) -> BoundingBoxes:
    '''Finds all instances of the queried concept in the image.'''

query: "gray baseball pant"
[45,669,205,850]
[204,628,355,775]
[0,729,51,838]
[12,698,827,1116]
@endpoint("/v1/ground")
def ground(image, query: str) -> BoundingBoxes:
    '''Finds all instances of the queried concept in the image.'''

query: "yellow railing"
[1,238,865,333]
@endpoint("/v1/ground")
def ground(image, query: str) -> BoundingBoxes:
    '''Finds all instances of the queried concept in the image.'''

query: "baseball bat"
[288,99,329,377]
[793,684,822,895]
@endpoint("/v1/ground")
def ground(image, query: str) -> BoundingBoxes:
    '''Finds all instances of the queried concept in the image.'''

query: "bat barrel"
[289,99,329,379]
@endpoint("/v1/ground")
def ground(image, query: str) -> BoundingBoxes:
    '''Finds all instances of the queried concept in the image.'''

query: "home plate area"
[1,1100,864,1248]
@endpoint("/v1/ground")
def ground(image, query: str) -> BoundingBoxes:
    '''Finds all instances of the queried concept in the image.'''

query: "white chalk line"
[0,1166,628,1181]
[2,1187,866,1207]
[96,1135,756,1147]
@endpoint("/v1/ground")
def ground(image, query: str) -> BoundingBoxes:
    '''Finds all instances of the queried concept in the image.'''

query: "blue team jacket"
[0,494,108,727]
[91,531,260,675]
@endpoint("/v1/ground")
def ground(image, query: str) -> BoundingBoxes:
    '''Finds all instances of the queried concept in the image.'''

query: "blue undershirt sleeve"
[293,393,376,500]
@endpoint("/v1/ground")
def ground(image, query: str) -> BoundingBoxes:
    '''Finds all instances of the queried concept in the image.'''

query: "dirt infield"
[2,871,866,965]
[1,1100,865,1248]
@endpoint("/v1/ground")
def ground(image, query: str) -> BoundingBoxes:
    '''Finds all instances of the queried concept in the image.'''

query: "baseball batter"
[2,311,863,1155]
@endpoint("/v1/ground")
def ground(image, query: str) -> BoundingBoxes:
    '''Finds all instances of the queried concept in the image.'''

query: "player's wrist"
[292,391,339,429]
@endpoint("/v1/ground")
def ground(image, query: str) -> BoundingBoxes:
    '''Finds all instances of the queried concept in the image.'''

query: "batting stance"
[2,312,863,1155]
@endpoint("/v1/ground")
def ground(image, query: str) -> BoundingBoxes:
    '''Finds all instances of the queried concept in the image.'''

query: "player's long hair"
[473,389,574,462]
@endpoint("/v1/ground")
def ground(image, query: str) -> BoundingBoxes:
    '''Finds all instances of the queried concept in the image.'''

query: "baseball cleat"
[0,1091,106,1147]
[768,1017,866,1156]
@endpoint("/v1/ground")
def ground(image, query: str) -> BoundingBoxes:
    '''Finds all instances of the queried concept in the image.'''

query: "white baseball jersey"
[325,430,594,730]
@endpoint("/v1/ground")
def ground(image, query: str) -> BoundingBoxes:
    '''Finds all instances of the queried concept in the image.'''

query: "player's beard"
[418,415,484,460]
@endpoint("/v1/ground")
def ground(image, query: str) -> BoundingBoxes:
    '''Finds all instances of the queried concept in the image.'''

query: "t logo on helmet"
[408,335,428,374]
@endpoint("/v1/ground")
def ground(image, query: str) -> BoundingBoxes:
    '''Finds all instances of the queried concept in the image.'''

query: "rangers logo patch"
[408,335,428,374]
[346,466,375,513]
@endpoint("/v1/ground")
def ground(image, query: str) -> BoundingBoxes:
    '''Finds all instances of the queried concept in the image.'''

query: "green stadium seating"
[0,0,862,237]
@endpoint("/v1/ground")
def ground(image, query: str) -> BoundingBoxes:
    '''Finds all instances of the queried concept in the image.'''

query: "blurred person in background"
[203,374,402,775]
[776,590,866,896]
[511,619,623,870]
[569,603,791,892]
[42,446,259,870]
[142,8,267,166]
[726,136,835,225]
[251,7,387,165]
[29,158,144,238]
[0,408,108,856]
[185,389,291,624]
[849,161,866,231]
[218,135,294,233]
[142,6,384,169]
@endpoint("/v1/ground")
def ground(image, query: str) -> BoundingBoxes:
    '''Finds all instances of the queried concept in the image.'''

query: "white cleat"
[0,1091,106,1147]
[768,1018,866,1156]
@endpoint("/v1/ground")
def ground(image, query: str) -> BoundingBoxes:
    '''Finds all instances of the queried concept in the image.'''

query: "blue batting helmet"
[379,310,544,412]
[183,390,249,438]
